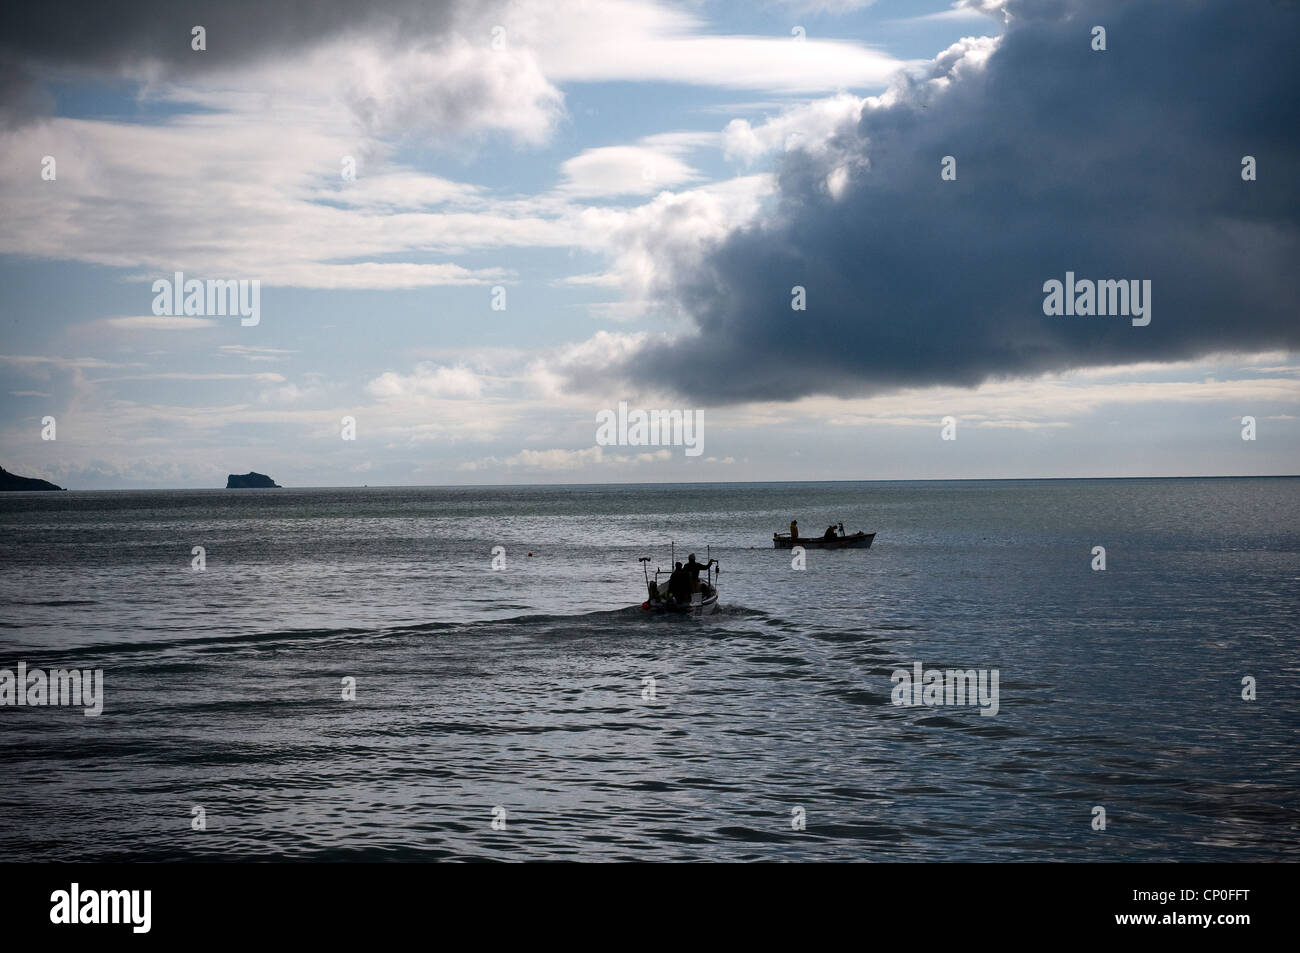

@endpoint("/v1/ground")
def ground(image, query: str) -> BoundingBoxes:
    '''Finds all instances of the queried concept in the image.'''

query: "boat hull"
[642,591,719,615]
[773,531,875,550]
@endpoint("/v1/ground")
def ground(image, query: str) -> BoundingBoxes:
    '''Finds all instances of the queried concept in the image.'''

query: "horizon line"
[10,473,1299,492]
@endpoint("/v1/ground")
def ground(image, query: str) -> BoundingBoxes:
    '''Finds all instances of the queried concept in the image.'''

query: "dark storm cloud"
[0,0,482,115]
[585,0,1300,403]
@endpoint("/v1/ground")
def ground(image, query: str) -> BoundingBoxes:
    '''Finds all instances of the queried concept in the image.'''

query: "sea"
[0,478,1296,861]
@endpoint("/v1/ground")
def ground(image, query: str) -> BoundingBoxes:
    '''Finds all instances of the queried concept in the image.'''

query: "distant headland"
[0,465,66,491]
[226,471,281,489]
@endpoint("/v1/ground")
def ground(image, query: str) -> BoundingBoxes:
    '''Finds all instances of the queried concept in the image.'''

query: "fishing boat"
[638,548,720,615]
[773,530,875,550]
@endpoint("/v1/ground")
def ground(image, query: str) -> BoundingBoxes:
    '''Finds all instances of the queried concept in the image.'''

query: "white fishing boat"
[773,530,875,549]
[637,548,719,615]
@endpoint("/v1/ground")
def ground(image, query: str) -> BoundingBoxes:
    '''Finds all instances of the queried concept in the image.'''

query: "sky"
[1,0,1297,489]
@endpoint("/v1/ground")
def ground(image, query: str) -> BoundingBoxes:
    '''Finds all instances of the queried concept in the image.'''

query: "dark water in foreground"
[0,478,1297,861]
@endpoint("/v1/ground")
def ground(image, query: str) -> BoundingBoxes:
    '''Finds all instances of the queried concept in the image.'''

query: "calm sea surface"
[1,478,1297,861]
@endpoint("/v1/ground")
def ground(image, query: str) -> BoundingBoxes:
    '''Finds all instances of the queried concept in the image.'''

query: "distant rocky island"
[0,465,66,491]
[226,471,281,488]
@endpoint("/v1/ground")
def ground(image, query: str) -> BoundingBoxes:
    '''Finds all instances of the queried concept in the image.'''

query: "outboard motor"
[639,557,655,602]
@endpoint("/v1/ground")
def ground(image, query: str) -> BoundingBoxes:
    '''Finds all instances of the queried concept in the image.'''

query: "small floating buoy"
[527,552,533,557]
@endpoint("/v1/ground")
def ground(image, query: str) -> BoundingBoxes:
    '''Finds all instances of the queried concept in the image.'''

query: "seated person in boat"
[823,525,837,539]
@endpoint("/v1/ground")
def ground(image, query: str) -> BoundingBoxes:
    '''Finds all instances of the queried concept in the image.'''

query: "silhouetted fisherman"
[684,553,711,592]
[667,562,690,602]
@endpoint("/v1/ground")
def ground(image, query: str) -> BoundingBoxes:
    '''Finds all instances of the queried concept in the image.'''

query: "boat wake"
[34,603,772,666]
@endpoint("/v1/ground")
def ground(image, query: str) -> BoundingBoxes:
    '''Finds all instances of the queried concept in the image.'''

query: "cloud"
[722,93,865,164]
[1,0,907,139]
[773,2,878,17]
[101,315,218,331]
[512,0,908,94]
[557,0,1300,403]
[0,1,477,74]
[0,355,128,370]
[88,372,286,384]
[6,342,1292,488]
[0,114,561,286]
[309,171,480,209]
[314,35,564,147]
[265,262,508,289]
[258,381,320,404]
[0,1,544,137]
[219,345,296,362]
[0,0,909,294]
[896,0,1009,23]
[559,141,706,198]
[569,174,775,319]
[461,445,672,471]
[367,363,489,399]
[809,367,1300,430]
[556,130,727,204]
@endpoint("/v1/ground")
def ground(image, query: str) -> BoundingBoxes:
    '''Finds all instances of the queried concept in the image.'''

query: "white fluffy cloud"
[723,93,865,164]
[510,0,908,92]
[367,363,490,399]
[560,143,704,198]
[569,174,775,318]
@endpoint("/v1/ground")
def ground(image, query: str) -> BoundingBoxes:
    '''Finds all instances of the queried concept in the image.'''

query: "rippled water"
[1,479,1297,860]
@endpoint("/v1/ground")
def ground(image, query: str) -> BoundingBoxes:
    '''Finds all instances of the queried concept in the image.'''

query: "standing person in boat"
[683,553,711,593]
[789,519,799,541]
[667,562,691,603]
[838,522,845,537]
